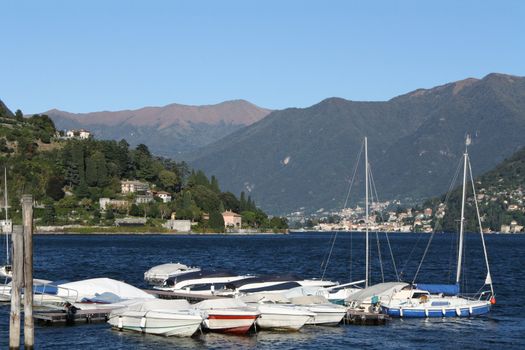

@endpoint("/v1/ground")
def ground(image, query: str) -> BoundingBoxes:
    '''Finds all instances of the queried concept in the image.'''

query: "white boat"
[144,262,200,285]
[381,136,496,318]
[154,270,253,295]
[241,293,315,331]
[194,298,260,334]
[108,299,203,337]
[255,304,314,331]
[0,264,11,279]
[289,295,347,326]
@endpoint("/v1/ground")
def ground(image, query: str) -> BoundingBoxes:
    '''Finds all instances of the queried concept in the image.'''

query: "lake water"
[0,232,524,349]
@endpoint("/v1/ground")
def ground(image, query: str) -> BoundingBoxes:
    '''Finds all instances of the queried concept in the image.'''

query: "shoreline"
[34,225,289,235]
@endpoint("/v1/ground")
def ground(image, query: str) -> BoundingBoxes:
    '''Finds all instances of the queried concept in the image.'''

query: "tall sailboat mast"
[364,137,369,288]
[4,167,8,264]
[456,136,470,284]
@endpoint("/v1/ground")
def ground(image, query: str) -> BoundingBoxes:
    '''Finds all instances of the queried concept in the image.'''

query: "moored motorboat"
[289,295,347,326]
[218,275,339,297]
[195,298,260,334]
[108,299,203,337]
[154,270,253,295]
[144,262,200,285]
[241,294,315,331]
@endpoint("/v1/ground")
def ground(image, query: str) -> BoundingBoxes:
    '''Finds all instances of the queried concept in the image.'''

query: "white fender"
[399,308,403,317]
[117,316,123,329]
[140,317,147,329]
[469,306,473,315]
[425,309,429,317]
[442,308,446,316]
[456,307,461,316]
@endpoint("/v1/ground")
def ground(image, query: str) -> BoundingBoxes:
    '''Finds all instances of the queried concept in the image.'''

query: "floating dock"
[34,308,110,325]
[344,309,389,325]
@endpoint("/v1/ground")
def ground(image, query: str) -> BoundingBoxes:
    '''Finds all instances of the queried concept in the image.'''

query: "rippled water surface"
[0,232,523,349]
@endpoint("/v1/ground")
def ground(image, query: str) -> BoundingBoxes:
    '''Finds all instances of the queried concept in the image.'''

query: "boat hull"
[256,313,312,331]
[108,311,202,337]
[254,305,314,331]
[305,307,346,326]
[203,314,258,334]
[382,302,491,318]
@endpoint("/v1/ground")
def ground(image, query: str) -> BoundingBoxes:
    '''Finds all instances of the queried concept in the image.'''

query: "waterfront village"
[99,179,243,232]
[286,185,525,234]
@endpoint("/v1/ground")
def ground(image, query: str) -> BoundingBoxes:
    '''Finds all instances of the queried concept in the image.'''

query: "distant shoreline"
[34,225,288,235]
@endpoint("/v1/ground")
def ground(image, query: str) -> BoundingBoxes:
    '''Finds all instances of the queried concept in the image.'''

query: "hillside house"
[121,180,149,194]
[134,194,154,204]
[153,190,172,203]
[65,129,91,139]
[222,210,242,228]
[99,198,129,211]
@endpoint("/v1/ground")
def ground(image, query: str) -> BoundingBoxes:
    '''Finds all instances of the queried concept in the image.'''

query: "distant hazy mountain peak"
[44,99,272,157]
[44,99,271,128]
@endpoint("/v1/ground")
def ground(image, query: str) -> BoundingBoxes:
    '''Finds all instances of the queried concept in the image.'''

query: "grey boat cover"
[345,282,409,304]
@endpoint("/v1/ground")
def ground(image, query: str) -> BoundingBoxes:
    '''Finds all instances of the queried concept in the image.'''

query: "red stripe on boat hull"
[208,315,258,320]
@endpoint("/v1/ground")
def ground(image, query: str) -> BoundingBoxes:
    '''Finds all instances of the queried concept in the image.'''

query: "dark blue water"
[1,232,524,349]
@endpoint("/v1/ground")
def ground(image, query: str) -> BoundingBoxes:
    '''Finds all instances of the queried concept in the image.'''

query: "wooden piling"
[9,225,24,350]
[22,194,34,349]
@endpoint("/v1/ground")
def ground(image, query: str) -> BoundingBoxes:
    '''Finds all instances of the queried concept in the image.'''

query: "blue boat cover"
[415,283,459,296]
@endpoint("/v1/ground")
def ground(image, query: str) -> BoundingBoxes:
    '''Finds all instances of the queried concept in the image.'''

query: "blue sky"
[1,0,524,113]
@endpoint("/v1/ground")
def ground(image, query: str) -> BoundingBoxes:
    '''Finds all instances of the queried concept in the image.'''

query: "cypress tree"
[209,210,224,231]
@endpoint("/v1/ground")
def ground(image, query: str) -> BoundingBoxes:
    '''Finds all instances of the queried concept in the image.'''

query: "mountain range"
[40,73,525,215]
[44,100,271,157]
[187,73,525,214]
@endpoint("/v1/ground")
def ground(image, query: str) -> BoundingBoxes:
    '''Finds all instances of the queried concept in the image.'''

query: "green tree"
[208,210,225,231]
[46,176,65,201]
[75,180,90,199]
[210,175,220,193]
[129,203,141,216]
[159,169,179,192]
[41,205,57,225]
[219,192,240,212]
[239,191,247,212]
[105,208,115,220]
[15,109,24,121]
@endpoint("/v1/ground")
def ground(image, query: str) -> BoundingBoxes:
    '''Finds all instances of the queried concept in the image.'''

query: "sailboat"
[380,136,496,317]
[1,167,12,278]
[311,137,396,305]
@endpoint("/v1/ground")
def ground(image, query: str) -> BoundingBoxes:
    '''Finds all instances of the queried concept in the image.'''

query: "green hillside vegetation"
[426,147,525,232]
[0,101,287,232]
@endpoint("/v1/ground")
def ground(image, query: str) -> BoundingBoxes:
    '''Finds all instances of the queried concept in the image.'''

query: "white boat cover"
[345,282,408,304]
[195,298,249,310]
[144,263,193,276]
[283,286,326,299]
[57,278,154,301]
[240,293,290,304]
[125,299,193,312]
[289,295,329,305]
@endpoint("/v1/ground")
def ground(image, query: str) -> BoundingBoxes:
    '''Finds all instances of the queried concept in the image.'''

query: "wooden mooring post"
[22,194,34,349]
[9,225,24,350]
[8,195,35,350]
